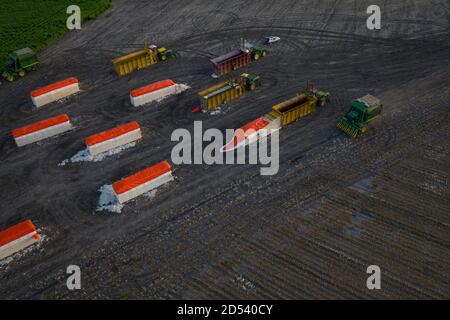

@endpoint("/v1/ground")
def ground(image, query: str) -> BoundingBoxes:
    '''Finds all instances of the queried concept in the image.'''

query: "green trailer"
[337,94,383,138]
[2,48,39,82]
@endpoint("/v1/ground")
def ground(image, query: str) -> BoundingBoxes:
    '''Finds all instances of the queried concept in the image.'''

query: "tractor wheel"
[161,55,167,61]
[18,70,26,77]
[250,82,257,91]
[262,51,267,57]
[254,53,261,61]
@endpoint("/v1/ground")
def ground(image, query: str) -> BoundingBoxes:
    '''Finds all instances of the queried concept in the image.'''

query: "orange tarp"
[130,80,175,97]
[240,117,269,133]
[85,121,140,147]
[223,117,269,151]
[12,114,70,139]
[30,77,78,97]
[0,220,38,247]
[113,161,172,195]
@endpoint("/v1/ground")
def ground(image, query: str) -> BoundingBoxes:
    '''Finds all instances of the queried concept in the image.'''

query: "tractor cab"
[348,102,367,123]
[4,56,16,73]
[338,102,367,136]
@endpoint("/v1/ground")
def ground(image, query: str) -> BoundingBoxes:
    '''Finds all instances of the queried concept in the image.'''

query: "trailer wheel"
[18,70,26,77]
[254,53,261,61]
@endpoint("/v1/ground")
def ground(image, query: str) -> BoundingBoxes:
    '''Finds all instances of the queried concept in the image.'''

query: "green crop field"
[0,0,111,73]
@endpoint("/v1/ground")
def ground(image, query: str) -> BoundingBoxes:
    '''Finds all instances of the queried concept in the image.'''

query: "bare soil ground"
[0,0,449,299]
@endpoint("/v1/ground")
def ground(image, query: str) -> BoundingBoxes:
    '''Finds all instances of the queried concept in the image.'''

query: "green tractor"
[2,48,39,82]
[241,39,268,61]
[250,44,268,61]
[337,95,383,138]
[305,82,331,106]
[239,73,261,91]
[156,47,173,62]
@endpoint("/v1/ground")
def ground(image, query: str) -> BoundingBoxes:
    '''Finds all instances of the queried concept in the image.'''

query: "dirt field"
[0,0,449,299]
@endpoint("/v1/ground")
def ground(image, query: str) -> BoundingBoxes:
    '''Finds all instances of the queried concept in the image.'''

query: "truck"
[112,44,173,76]
[265,85,331,128]
[198,73,261,111]
[337,94,383,138]
[210,39,268,77]
[2,48,39,82]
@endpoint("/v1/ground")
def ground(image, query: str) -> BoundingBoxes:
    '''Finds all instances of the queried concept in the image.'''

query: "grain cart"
[265,86,330,128]
[210,39,268,77]
[112,44,173,76]
[337,94,382,138]
[2,48,39,82]
[198,73,261,111]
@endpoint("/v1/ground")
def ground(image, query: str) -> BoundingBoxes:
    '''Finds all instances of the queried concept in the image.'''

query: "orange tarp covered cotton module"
[31,78,78,97]
[0,220,39,247]
[12,114,70,139]
[130,80,175,97]
[113,161,172,195]
[85,121,140,147]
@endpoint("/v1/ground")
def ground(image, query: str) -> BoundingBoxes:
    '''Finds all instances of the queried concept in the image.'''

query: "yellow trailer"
[198,81,244,110]
[112,45,173,76]
[197,73,261,111]
[266,88,330,128]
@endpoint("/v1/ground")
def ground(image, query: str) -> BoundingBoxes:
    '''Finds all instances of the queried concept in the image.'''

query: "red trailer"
[210,49,251,76]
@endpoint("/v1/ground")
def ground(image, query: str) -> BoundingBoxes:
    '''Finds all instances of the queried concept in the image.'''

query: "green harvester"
[337,95,382,138]
[2,48,39,82]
